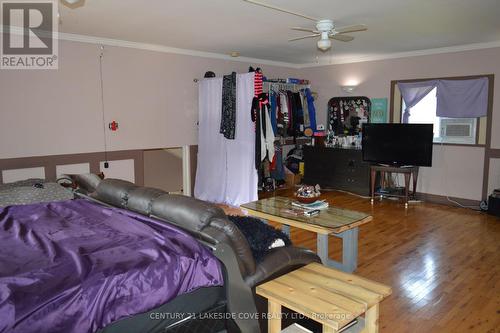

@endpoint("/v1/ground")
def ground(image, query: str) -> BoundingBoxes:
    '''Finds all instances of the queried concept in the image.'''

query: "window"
[402,87,477,144]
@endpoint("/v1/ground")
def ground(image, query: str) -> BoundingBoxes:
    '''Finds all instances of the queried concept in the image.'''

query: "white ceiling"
[59,0,500,65]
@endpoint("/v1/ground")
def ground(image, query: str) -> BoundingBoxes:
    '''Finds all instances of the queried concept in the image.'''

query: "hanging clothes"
[254,69,263,96]
[305,88,317,132]
[279,92,289,137]
[220,72,236,139]
[269,92,278,136]
[259,85,318,187]
[251,92,275,169]
[286,91,294,137]
[274,91,284,137]
[251,97,261,169]
[262,99,275,161]
[292,92,304,135]
[301,90,310,129]
[270,143,285,181]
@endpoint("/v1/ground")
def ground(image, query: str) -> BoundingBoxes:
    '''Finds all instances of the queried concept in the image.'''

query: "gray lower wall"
[143,148,183,193]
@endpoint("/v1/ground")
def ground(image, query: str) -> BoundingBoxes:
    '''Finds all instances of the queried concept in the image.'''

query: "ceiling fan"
[243,0,367,51]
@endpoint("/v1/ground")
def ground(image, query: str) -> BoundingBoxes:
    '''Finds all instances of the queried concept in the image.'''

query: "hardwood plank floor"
[232,189,500,333]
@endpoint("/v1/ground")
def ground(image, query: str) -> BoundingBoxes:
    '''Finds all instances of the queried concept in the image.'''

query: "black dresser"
[303,146,371,196]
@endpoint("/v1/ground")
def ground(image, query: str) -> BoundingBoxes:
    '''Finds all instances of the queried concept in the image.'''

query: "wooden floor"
[230,189,500,333]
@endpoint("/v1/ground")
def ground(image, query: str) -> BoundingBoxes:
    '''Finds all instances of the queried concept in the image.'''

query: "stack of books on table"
[291,200,329,211]
[281,200,329,217]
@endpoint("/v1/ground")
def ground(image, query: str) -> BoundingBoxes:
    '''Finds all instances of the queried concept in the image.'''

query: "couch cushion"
[151,194,226,231]
[69,173,102,194]
[94,179,138,208]
[127,187,166,215]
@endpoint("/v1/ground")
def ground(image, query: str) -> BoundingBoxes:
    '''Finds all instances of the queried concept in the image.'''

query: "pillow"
[0,180,74,207]
[228,215,292,262]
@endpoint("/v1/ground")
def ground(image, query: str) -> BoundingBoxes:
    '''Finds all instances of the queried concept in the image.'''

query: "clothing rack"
[193,79,311,93]
[263,81,310,93]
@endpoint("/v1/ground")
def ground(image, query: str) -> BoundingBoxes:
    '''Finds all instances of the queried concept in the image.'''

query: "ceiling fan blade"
[291,27,319,33]
[243,0,318,21]
[335,24,367,34]
[330,34,354,42]
[288,34,320,42]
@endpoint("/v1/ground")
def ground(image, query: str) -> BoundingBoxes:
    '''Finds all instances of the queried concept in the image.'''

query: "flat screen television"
[362,123,434,167]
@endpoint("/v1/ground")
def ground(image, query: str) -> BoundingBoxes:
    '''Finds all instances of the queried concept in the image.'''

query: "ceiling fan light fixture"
[317,39,331,51]
[316,19,334,32]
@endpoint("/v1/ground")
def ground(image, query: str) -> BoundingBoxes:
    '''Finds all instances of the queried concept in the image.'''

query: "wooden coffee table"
[241,197,372,273]
[256,263,392,333]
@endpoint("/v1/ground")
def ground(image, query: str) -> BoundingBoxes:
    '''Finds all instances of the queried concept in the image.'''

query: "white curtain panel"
[225,72,258,206]
[195,72,257,206]
[194,77,227,203]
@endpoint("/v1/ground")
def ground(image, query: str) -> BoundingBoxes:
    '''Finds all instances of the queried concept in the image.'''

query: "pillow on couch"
[228,215,292,262]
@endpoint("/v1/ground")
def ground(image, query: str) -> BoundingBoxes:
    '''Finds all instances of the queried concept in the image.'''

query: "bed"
[0,173,321,333]
[0,180,227,333]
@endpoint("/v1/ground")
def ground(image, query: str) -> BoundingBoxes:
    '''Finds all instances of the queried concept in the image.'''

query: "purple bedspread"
[0,199,223,333]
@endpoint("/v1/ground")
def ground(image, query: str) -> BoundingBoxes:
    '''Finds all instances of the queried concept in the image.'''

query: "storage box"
[488,195,500,217]
[285,173,302,188]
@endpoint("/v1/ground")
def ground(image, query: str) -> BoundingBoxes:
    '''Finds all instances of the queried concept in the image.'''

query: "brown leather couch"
[84,178,320,287]
[72,176,320,332]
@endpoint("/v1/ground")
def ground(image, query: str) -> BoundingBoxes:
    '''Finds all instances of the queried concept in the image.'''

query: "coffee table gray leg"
[316,233,330,265]
[281,225,290,237]
[316,228,359,273]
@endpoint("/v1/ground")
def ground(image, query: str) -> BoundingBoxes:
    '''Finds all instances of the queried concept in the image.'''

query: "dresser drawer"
[303,146,370,196]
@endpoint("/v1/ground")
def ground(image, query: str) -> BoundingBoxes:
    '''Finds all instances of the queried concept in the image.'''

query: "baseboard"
[416,192,481,208]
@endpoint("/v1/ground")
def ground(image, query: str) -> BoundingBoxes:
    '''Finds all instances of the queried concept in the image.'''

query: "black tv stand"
[370,165,419,208]
[302,146,370,196]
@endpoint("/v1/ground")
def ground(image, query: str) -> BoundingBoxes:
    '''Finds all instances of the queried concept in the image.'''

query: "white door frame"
[182,145,192,196]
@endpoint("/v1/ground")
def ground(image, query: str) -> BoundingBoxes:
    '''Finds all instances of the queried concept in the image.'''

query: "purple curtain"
[398,80,438,123]
[436,78,489,118]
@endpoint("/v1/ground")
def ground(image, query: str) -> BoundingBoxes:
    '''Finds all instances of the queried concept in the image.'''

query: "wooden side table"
[256,263,392,333]
[370,165,419,208]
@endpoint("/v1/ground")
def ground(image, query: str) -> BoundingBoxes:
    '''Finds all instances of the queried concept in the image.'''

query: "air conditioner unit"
[439,118,476,144]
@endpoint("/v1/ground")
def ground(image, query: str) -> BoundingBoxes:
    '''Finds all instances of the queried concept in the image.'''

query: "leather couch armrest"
[244,246,321,287]
[68,173,103,194]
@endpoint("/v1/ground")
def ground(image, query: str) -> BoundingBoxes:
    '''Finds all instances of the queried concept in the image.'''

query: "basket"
[295,195,319,204]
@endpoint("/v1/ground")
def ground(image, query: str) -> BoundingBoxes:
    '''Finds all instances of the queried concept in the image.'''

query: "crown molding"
[296,40,500,68]
[57,32,303,68]
[0,25,300,68]
[3,25,500,69]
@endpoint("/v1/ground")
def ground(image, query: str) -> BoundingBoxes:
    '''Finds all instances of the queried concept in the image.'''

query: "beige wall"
[1,37,499,199]
[299,47,500,200]
[0,39,297,159]
[143,148,183,193]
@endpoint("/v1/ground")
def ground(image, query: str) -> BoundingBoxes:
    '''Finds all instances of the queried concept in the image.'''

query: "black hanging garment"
[220,72,236,139]
[251,96,261,169]
[251,92,271,169]
[292,92,304,135]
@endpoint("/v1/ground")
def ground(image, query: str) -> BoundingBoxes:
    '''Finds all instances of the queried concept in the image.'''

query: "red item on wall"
[109,121,119,131]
